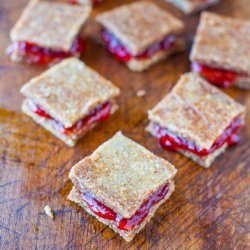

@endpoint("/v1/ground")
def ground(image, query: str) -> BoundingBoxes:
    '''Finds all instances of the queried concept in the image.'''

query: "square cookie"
[147,73,245,168]
[20,58,120,147]
[190,12,250,89]
[166,0,220,14]
[96,1,185,72]
[68,131,177,241]
[7,0,91,65]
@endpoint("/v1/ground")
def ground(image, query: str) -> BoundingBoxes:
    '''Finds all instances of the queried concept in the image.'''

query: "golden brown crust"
[10,0,91,51]
[148,73,245,150]
[190,12,250,74]
[68,181,175,242]
[69,132,177,218]
[96,1,184,56]
[166,0,220,14]
[20,58,120,128]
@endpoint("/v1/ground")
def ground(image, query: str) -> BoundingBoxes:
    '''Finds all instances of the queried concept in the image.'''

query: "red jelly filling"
[191,62,240,88]
[153,116,242,156]
[8,36,85,65]
[30,101,111,135]
[102,30,176,62]
[81,183,169,231]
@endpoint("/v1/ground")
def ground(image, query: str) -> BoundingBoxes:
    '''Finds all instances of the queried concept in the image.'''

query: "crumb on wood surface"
[136,89,146,97]
[44,205,54,219]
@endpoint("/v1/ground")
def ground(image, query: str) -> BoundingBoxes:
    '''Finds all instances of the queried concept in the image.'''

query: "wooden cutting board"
[0,0,249,249]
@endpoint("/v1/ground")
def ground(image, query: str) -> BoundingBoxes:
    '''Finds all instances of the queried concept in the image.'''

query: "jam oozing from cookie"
[153,116,242,156]
[7,36,85,65]
[102,30,176,62]
[81,183,169,231]
[191,62,241,88]
[29,101,111,135]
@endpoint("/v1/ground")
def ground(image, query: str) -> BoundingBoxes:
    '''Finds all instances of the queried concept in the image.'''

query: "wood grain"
[0,0,249,249]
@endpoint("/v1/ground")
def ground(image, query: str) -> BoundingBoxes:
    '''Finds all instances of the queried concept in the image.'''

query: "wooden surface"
[0,0,250,249]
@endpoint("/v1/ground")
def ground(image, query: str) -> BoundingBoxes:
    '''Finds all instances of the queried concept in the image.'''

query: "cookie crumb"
[44,205,54,219]
[136,90,146,97]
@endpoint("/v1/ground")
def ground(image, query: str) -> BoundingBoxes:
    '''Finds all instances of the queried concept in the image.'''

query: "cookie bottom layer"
[234,76,250,90]
[68,181,175,242]
[126,38,185,72]
[22,99,117,147]
[179,144,228,168]
[166,0,220,14]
